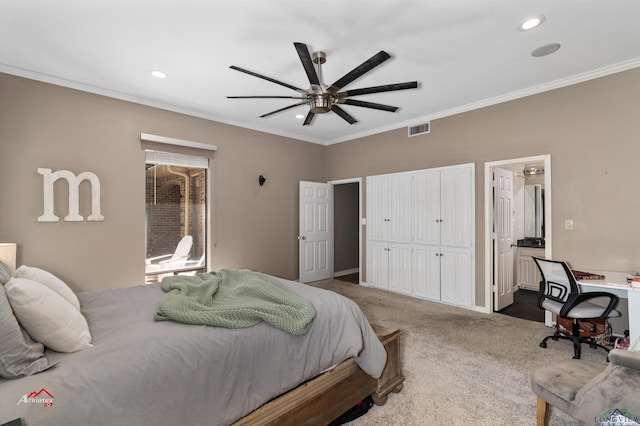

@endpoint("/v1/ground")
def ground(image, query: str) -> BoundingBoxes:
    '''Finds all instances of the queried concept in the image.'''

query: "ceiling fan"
[227,42,419,126]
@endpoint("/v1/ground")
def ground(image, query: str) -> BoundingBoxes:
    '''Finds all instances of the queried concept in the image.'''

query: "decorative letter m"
[37,168,105,222]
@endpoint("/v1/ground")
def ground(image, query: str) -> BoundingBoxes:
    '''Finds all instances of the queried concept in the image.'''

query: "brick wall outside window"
[145,165,206,262]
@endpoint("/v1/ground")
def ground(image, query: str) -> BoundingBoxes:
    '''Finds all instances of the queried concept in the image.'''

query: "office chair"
[532,257,620,359]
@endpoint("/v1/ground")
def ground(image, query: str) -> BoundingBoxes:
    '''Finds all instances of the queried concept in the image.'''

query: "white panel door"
[412,244,441,300]
[388,242,412,294]
[494,167,515,310]
[440,166,473,248]
[366,241,389,289]
[413,170,441,246]
[299,181,333,283]
[388,174,413,243]
[366,176,389,241]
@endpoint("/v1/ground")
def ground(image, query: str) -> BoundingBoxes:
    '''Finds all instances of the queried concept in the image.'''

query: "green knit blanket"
[154,269,316,335]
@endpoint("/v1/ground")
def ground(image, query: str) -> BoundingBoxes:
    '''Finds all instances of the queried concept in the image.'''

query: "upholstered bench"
[531,349,640,425]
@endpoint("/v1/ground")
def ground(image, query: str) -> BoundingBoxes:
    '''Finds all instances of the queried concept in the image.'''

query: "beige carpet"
[310,279,609,426]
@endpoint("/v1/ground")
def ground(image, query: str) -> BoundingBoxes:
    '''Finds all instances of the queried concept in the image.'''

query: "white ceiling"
[2,0,640,145]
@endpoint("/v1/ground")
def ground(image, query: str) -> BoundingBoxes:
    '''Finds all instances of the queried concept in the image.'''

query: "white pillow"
[14,265,81,311]
[5,278,93,353]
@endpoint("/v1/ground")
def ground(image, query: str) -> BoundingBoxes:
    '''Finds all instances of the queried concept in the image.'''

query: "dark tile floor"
[334,272,359,284]
[498,289,544,323]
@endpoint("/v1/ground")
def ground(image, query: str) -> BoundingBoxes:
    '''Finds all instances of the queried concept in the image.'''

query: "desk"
[577,271,640,343]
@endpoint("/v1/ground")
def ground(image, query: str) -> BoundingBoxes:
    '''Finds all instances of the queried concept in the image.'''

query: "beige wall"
[326,68,640,307]
[2,68,639,305]
[0,73,325,292]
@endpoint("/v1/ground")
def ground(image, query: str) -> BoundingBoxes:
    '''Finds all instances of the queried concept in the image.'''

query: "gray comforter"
[0,276,386,426]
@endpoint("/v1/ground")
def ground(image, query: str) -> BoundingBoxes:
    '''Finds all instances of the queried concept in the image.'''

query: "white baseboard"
[334,268,359,277]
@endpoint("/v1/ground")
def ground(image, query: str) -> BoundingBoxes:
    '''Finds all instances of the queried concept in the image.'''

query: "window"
[144,150,208,281]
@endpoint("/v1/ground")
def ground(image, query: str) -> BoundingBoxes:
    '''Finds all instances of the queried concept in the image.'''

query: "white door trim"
[483,154,552,315]
[328,177,362,284]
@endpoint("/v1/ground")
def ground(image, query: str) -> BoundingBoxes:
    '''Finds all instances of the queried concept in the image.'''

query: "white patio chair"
[145,235,193,270]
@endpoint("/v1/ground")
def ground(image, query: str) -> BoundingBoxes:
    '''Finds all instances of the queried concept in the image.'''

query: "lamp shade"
[0,243,17,271]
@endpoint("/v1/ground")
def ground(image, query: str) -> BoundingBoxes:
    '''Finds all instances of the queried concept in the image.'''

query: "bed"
[0,270,403,426]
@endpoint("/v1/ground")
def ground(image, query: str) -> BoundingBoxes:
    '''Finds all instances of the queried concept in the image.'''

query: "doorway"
[330,178,362,284]
[484,155,552,317]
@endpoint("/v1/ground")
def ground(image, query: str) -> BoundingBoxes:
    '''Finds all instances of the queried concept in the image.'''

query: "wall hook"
[259,175,266,186]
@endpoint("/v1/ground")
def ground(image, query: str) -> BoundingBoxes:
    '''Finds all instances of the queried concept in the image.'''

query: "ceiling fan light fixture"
[524,167,544,176]
[519,15,545,31]
[309,93,333,113]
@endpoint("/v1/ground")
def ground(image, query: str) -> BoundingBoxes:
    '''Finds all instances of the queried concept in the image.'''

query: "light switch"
[361,218,366,225]
[565,219,574,230]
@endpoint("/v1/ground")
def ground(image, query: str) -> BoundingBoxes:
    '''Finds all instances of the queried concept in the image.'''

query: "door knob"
[298,236,306,240]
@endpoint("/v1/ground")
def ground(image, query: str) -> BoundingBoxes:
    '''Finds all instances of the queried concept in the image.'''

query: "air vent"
[408,122,430,137]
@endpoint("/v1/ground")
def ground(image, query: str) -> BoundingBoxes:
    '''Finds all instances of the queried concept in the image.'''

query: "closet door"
[366,240,389,289]
[366,176,389,241]
[440,166,473,248]
[388,242,412,295]
[413,170,441,246]
[412,244,441,300]
[388,174,412,243]
[440,247,473,307]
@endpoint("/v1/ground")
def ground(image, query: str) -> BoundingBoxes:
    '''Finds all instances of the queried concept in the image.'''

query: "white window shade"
[140,133,217,152]
[145,150,209,169]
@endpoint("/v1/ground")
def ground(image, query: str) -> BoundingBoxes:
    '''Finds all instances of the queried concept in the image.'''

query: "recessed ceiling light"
[151,70,167,79]
[519,15,545,31]
[295,114,305,119]
[531,43,561,57]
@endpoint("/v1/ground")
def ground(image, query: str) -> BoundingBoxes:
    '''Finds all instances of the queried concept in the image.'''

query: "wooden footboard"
[370,324,404,405]
[233,324,404,426]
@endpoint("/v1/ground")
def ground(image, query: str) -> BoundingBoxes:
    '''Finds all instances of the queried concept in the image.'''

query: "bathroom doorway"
[484,155,552,317]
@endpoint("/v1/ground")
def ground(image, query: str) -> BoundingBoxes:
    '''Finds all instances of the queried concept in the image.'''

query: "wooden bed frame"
[234,324,404,426]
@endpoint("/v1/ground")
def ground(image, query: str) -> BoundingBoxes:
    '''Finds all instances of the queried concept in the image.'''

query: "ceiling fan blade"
[230,65,306,93]
[227,95,306,99]
[331,105,357,125]
[294,42,320,86]
[342,99,399,112]
[303,111,315,126]
[327,51,391,92]
[259,101,307,118]
[342,81,419,97]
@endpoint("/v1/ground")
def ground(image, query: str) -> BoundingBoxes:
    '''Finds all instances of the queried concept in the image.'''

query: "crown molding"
[3,57,640,147]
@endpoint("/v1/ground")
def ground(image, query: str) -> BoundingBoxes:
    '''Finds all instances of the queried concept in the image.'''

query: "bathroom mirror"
[524,184,544,238]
